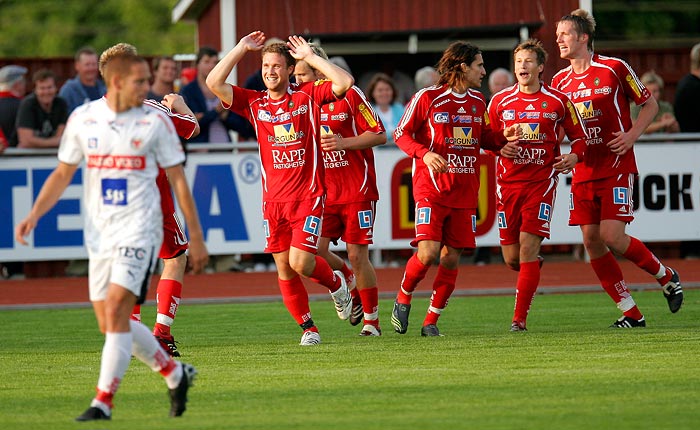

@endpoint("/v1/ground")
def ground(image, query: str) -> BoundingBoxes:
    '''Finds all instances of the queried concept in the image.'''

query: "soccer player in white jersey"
[488,39,588,331]
[206,31,355,345]
[294,44,386,336]
[15,43,197,421]
[552,9,683,328]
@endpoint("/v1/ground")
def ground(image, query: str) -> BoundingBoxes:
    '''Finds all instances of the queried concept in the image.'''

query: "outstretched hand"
[241,31,266,52]
[287,35,313,61]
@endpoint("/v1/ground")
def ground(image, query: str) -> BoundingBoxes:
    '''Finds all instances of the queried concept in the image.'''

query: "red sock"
[279,276,312,326]
[95,388,114,409]
[309,256,341,292]
[512,260,540,324]
[339,263,354,282]
[158,357,178,377]
[423,265,458,326]
[153,279,182,337]
[623,236,670,285]
[590,252,643,320]
[359,286,379,325]
[397,254,430,305]
[130,304,141,322]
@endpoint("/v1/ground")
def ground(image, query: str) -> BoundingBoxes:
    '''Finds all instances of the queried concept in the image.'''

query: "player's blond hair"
[558,9,596,51]
[99,43,143,86]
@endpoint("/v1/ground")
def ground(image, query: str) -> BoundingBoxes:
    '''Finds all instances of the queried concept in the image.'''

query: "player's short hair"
[99,43,144,87]
[514,39,548,67]
[690,43,700,71]
[558,9,596,51]
[436,41,482,88]
[262,42,296,68]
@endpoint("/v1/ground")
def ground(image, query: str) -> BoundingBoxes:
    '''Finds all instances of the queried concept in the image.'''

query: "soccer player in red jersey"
[488,39,588,331]
[391,41,518,336]
[552,9,683,327]
[129,94,209,356]
[294,44,387,336]
[206,31,355,345]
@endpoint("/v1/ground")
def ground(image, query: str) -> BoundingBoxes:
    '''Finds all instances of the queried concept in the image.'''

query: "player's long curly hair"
[436,41,481,89]
[558,9,596,51]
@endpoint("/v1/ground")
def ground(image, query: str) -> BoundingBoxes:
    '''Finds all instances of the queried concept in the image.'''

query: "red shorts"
[157,168,188,259]
[411,198,476,249]
[497,178,557,245]
[263,197,325,254]
[569,174,635,226]
[322,200,376,245]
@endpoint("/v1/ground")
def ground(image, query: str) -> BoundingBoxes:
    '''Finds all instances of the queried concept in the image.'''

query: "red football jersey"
[320,86,384,204]
[395,85,504,209]
[488,83,588,185]
[551,53,651,183]
[227,81,338,202]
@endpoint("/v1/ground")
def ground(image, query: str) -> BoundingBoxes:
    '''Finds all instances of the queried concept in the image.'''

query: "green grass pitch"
[1,290,698,430]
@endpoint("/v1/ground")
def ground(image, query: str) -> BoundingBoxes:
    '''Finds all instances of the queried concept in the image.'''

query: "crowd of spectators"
[2,42,699,279]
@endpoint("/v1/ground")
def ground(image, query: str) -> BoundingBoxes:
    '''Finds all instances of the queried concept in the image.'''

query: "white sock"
[96,332,132,397]
[129,320,182,389]
[130,320,169,371]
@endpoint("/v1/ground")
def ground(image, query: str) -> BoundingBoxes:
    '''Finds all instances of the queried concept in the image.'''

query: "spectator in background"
[59,47,106,113]
[414,66,439,90]
[488,67,515,99]
[180,46,254,144]
[147,56,178,100]
[15,69,68,149]
[674,42,700,259]
[0,64,27,147]
[631,70,679,134]
[366,73,405,141]
[674,42,700,133]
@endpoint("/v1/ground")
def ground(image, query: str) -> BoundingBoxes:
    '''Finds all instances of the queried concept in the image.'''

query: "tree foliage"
[0,0,196,58]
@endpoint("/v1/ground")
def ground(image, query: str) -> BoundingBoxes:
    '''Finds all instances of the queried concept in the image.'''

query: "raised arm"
[287,35,354,97]
[206,30,266,105]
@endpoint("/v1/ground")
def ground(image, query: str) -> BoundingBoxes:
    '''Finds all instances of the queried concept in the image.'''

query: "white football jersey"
[58,97,185,257]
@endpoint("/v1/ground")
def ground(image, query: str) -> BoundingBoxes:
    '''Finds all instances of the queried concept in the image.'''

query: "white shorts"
[88,243,159,304]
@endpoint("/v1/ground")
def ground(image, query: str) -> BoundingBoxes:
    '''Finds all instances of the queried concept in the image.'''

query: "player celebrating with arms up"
[489,39,587,331]
[207,31,355,345]
[552,9,683,327]
[294,44,386,336]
